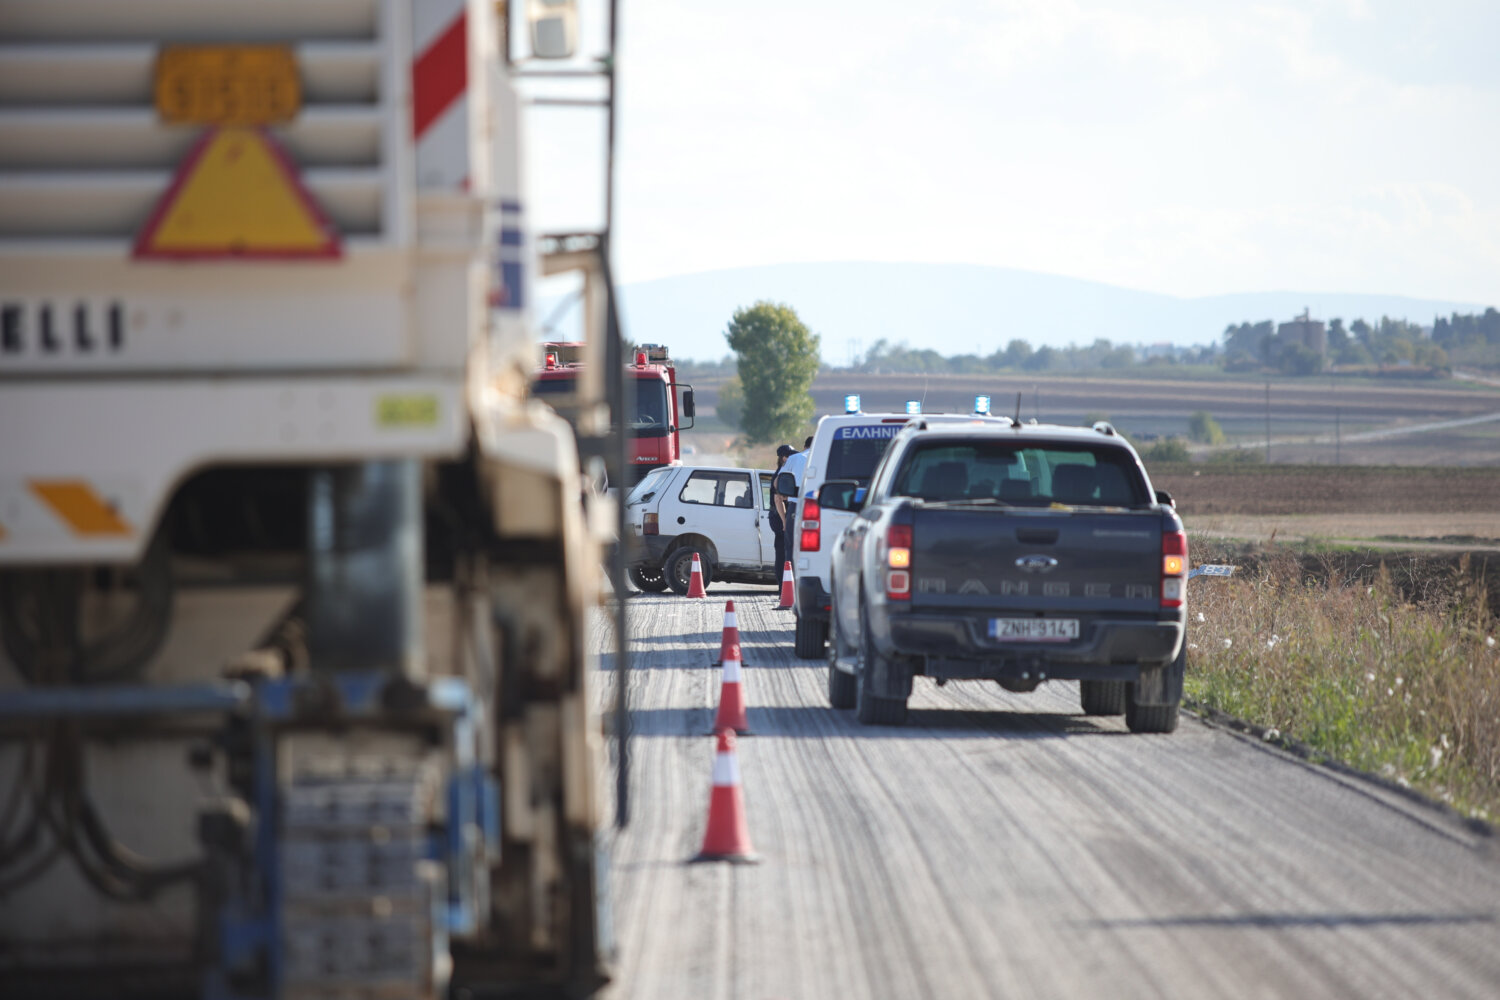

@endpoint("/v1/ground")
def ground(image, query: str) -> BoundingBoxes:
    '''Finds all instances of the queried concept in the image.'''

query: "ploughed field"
[690,371,1500,466]
[1152,465,1500,516]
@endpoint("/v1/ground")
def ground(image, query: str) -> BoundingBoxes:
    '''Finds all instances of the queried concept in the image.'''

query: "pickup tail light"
[643,512,658,536]
[886,524,913,602]
[1161,529,1187,608]
[800,496,822,552]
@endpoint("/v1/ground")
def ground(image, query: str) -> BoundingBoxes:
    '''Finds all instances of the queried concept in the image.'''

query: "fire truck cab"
[533,342,695,486]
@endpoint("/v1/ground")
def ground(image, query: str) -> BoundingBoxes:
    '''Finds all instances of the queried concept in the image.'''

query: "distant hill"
[611,262,1489,365]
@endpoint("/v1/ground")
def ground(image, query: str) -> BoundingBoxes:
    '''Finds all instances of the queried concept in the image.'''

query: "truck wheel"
[826,593,856,709]
[794,613,826,659]
[665,548,711,596]
[1079,679,1126,716]
[855,605,908,726]
[628,566,668,593]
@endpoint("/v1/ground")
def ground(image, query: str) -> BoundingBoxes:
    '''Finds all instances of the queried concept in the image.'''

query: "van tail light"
[885,524,913,602]
[644,512,658,536]
[799,495,821,552]
[1161,529,1187,608]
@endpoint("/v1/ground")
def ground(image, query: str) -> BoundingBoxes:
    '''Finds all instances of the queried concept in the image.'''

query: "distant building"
[1277,308,1326,359]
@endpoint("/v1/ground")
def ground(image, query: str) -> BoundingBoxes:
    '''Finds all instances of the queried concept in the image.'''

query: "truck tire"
[855,605,908,726]
[628,565,668,593]
[825,592,856,709]
[665,547,711,596]
[1079,679,1126,716]
[794,613,826,659]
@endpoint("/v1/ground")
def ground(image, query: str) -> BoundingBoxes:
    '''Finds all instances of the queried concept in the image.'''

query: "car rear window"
[825,424,904,484]
[893,440,1148,507]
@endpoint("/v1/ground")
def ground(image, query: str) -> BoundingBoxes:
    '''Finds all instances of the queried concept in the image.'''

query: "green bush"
[1188,410,1225,445]
[1141,437,1191,463]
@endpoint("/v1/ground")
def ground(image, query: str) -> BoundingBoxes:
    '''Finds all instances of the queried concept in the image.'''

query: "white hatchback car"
[623,464,781,594]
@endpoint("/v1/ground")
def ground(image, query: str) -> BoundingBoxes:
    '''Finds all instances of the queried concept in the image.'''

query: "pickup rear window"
[893,441,1148,507]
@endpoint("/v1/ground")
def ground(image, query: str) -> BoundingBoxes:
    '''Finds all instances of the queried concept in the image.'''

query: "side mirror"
[682,387,696,419]
[775,472,797,497]
[818,479,863,512]
[527,0,578,60]
[1155,489,1175,508]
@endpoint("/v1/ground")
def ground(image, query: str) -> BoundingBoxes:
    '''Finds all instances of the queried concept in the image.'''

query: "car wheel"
[1124,646,1184,734]
[1079,679,1126,716]
[826,591,856,710]
[855,600,908,726]
[665,547,711,596]
[794,613,826,659]
[628,566,668,593]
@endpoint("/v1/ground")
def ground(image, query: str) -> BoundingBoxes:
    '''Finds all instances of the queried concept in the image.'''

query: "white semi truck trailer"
[0,2,614,996]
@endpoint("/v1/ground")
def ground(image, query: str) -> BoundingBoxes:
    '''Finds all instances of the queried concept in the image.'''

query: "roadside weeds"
[1184,538,1500,823]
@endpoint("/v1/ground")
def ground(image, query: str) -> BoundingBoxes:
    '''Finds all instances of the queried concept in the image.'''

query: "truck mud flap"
[1133,654,1184,707]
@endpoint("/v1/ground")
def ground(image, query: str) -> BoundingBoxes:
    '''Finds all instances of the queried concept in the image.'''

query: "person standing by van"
[780,437,811,541]
[770,446,791,571]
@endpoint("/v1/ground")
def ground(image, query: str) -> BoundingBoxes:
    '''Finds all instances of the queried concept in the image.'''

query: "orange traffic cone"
[776,561,795,609]
[693,729,759,863]
[711,636,750,735]
[712,600,742,665]
[687,552,707,598]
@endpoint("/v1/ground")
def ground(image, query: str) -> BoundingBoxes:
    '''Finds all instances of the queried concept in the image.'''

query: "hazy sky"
[526,0,1500,304]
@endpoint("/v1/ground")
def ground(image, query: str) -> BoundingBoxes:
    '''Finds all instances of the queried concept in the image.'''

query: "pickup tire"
[665,547,711,596]
[628,566,668,593]
[855,602,908,726]
[794,614,826,659]
[1125,646,1184,733]
[825,592,856,709]
[1079,679,1126,716]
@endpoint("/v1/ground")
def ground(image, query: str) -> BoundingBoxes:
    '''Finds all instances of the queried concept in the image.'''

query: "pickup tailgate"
[909,507,1164,615]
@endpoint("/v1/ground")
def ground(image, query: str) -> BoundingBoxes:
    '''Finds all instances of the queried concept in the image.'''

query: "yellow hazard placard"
[155,45,300,126]
[133,126,341,260]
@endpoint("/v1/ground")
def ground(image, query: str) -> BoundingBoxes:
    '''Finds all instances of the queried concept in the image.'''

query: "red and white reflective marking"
[412,0,469,190]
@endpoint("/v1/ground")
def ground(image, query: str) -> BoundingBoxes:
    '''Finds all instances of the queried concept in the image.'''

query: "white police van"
[782,395,1006,657]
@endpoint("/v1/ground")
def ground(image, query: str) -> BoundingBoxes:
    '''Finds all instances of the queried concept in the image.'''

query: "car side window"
[759,473,773,509]
[722,473,754,508]
[679,471,720,505]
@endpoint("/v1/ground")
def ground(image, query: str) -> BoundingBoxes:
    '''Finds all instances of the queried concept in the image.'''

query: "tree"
[715,374,745,431]
[1188,411,1225,444]
[725,301,821,443]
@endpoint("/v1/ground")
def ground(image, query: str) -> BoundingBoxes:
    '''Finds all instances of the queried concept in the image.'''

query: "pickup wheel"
[1125,645,1184,733]
[794,613,826,659]
[825,592,856,709]
[628,566,668,593]
[855,603,908,726]
[665,547,711,596]
[1079,679,1126,716]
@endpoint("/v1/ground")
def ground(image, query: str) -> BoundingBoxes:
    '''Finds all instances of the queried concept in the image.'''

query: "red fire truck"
[533,342,696,486]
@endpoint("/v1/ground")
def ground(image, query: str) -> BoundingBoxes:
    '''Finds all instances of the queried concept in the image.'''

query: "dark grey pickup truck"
[823,419,1188,731]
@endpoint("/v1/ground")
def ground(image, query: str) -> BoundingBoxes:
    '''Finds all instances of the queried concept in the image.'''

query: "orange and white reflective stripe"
[412,0,469,191]
[29,480,133,536]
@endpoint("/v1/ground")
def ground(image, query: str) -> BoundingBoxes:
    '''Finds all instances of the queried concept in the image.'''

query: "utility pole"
[1335,406,1341,467]
[1264,381,1271,463]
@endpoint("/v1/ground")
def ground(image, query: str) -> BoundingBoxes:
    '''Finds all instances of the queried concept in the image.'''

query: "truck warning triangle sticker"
[134,126,341,259]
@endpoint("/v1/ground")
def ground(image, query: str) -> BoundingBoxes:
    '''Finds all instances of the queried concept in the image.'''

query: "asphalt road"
[592,587,1500,1000]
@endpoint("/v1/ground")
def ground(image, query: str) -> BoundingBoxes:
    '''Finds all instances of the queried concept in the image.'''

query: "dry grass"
[1186,538,1500,821]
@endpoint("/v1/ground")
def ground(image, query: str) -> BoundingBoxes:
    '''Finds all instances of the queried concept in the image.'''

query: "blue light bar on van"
[974,394,991,415]
[905,400,920,415]
[845,394,861,414]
